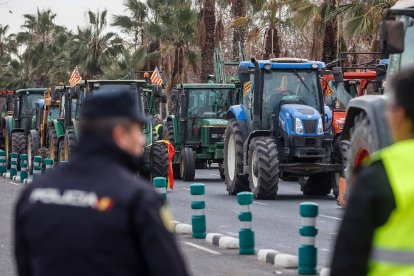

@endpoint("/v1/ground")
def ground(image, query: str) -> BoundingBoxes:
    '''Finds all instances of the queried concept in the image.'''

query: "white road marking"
[253,201,267,206]
[320,215,342,221]
[181,188,190,191]
[9,182,20,186]
[184,241,221,255]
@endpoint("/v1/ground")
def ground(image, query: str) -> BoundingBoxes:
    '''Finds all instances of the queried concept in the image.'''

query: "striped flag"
[243,80,252,94]
[69,67,82,87]
[150,66,163,86]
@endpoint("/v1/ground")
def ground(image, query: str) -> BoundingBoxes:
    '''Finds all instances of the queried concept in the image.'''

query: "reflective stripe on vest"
[369,140,414,275]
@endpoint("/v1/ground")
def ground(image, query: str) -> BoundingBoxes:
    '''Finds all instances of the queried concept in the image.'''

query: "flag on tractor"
[69,67,82,87]
[150,66,163,86]
[243,80,252,95]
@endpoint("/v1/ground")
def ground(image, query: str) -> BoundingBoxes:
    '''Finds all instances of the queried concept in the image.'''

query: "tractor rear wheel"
[151,142,169,180]
[344,114,375,203]
[300,172,335,196]
[248,137,279,199]
[48,129,58,165]
[224,119,249,195]
[27,134,34,174]
[12,132,26,155]
[180,147,195,181]
[64,127,76,161]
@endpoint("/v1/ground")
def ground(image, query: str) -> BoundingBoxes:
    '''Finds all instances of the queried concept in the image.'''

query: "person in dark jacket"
[14,89,189,276]
[330,67,414,276]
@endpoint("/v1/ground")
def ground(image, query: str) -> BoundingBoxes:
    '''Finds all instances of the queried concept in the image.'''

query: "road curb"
[171,221,192,234]
[205,233,239,249]
[257,249,298,268]
[319,267,330,276]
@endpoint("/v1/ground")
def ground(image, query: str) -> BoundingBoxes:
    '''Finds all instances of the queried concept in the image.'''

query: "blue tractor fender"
[340,95,391,150]
[226,105,250,139]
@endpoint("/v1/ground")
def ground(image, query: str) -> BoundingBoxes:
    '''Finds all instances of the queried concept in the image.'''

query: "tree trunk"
[200,0,216,82]
[232,0,247,59]
[322,19,337,63]
[263,26,280,59]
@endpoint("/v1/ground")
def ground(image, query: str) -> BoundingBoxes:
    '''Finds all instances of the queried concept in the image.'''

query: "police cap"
[81,89,148,124]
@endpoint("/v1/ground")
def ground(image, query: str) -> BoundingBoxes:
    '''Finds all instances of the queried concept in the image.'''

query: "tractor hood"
[201,118,228,127]
[279,104,323,136]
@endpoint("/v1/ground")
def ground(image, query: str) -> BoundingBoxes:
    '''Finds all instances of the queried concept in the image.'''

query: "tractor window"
[49,107,60,120]
[262,70,321,128]
[20,94,43,118]
[325,81,353,111]
[188,89,232,118]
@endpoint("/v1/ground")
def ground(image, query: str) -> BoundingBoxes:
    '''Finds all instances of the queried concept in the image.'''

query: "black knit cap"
[80,88,148,124]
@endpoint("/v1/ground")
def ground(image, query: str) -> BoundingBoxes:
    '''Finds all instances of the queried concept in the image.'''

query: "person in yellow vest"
[330,67,414,275]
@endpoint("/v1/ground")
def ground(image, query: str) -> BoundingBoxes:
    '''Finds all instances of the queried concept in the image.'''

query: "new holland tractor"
[166,83,237,181]
[224,58,342,199]
[26,88,61,172]
[3,88,47,163]
[340,0,414,206]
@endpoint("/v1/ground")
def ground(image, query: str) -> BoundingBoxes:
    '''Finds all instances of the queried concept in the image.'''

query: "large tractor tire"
[11,132,26,154]
[27,134,35,174]
[343,114,375,204]
[64,127,77,161]
[58,141,65,163]
[180,147,195,181]
[224,119,249,195]
[299,172,335,196]
[248,137,279,199]
[150,142,169,180]
[48,129,59,165]
[165,121,175,147]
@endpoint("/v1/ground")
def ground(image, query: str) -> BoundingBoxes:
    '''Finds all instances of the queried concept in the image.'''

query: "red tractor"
[321,67,385,207]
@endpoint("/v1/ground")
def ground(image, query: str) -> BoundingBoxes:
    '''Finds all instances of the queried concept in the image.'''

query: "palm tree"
[199,0,216,81]
[147,2,198,92]
[71,10,124,79]
[334,0,396,52]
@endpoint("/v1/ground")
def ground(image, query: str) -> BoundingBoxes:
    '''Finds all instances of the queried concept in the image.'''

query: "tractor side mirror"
[381,20,404,55]
[332,67,343,83]
[238,66,250,83]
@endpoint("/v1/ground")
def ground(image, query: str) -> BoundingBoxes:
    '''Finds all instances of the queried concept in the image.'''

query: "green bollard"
[153,177,167,201]
[44,158,53,173]
[33,156,43,179]
[237,192,255,255]
[298,202,319,275]
[10,152,18,179]
[190,183,206,239]
[19,154,28,183]
[0,150,6,176]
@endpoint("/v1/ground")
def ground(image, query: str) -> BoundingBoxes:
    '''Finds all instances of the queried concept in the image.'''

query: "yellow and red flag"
[150,66,163,86]
[69,66,82,87]
[243,80,251,95]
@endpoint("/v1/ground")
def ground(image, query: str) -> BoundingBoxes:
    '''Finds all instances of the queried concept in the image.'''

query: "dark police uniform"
[14,90,189,276]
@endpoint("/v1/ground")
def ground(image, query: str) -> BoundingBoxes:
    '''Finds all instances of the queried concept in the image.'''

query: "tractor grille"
[305,138,316,147]
[209,127,225,144]
[303,120,317,134]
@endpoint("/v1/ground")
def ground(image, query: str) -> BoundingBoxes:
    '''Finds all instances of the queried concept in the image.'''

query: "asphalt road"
[169,167,344,268]
[0,167,343,275]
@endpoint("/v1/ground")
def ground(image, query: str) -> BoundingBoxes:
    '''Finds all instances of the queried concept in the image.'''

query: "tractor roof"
[177,83,236,89]
[87,80,147,85]
[240,58,325,70]
[16,88,48,95]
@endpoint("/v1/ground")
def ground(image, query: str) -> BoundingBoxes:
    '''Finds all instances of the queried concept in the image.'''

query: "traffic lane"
[0,179,25,276]
[168,169,344,267]
[177,235,297,276]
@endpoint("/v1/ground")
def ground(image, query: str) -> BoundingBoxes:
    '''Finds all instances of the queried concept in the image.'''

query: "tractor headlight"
[317,118,323,134]
[295,118,304,134]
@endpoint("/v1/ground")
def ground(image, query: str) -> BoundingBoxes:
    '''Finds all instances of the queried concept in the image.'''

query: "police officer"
[14,89,189,276]
[330,67,414,275]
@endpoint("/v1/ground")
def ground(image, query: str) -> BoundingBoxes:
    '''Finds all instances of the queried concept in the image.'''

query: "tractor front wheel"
[58,141,65,163]
[48,129,58,165]
[180,147,195,181]
[224,119,249,195]
[150,142,169,180]
[11,132,26,155]
[248,137,279,200]
[27,134,35,174]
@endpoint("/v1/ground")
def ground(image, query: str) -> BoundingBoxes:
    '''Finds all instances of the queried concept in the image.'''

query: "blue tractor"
[223,58,342,199]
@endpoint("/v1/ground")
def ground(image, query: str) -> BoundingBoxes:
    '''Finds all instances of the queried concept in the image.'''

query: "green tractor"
[165,83,237,181]
[3,88,47,163]
[26,88,62,172]
[0,89,15,149]
[60,80,169,180]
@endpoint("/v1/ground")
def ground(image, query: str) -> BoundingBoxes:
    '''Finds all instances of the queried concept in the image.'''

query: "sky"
[0,0,126,34]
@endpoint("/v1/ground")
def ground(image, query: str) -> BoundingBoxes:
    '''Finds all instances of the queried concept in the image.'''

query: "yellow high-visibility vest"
[369,139,414,276]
